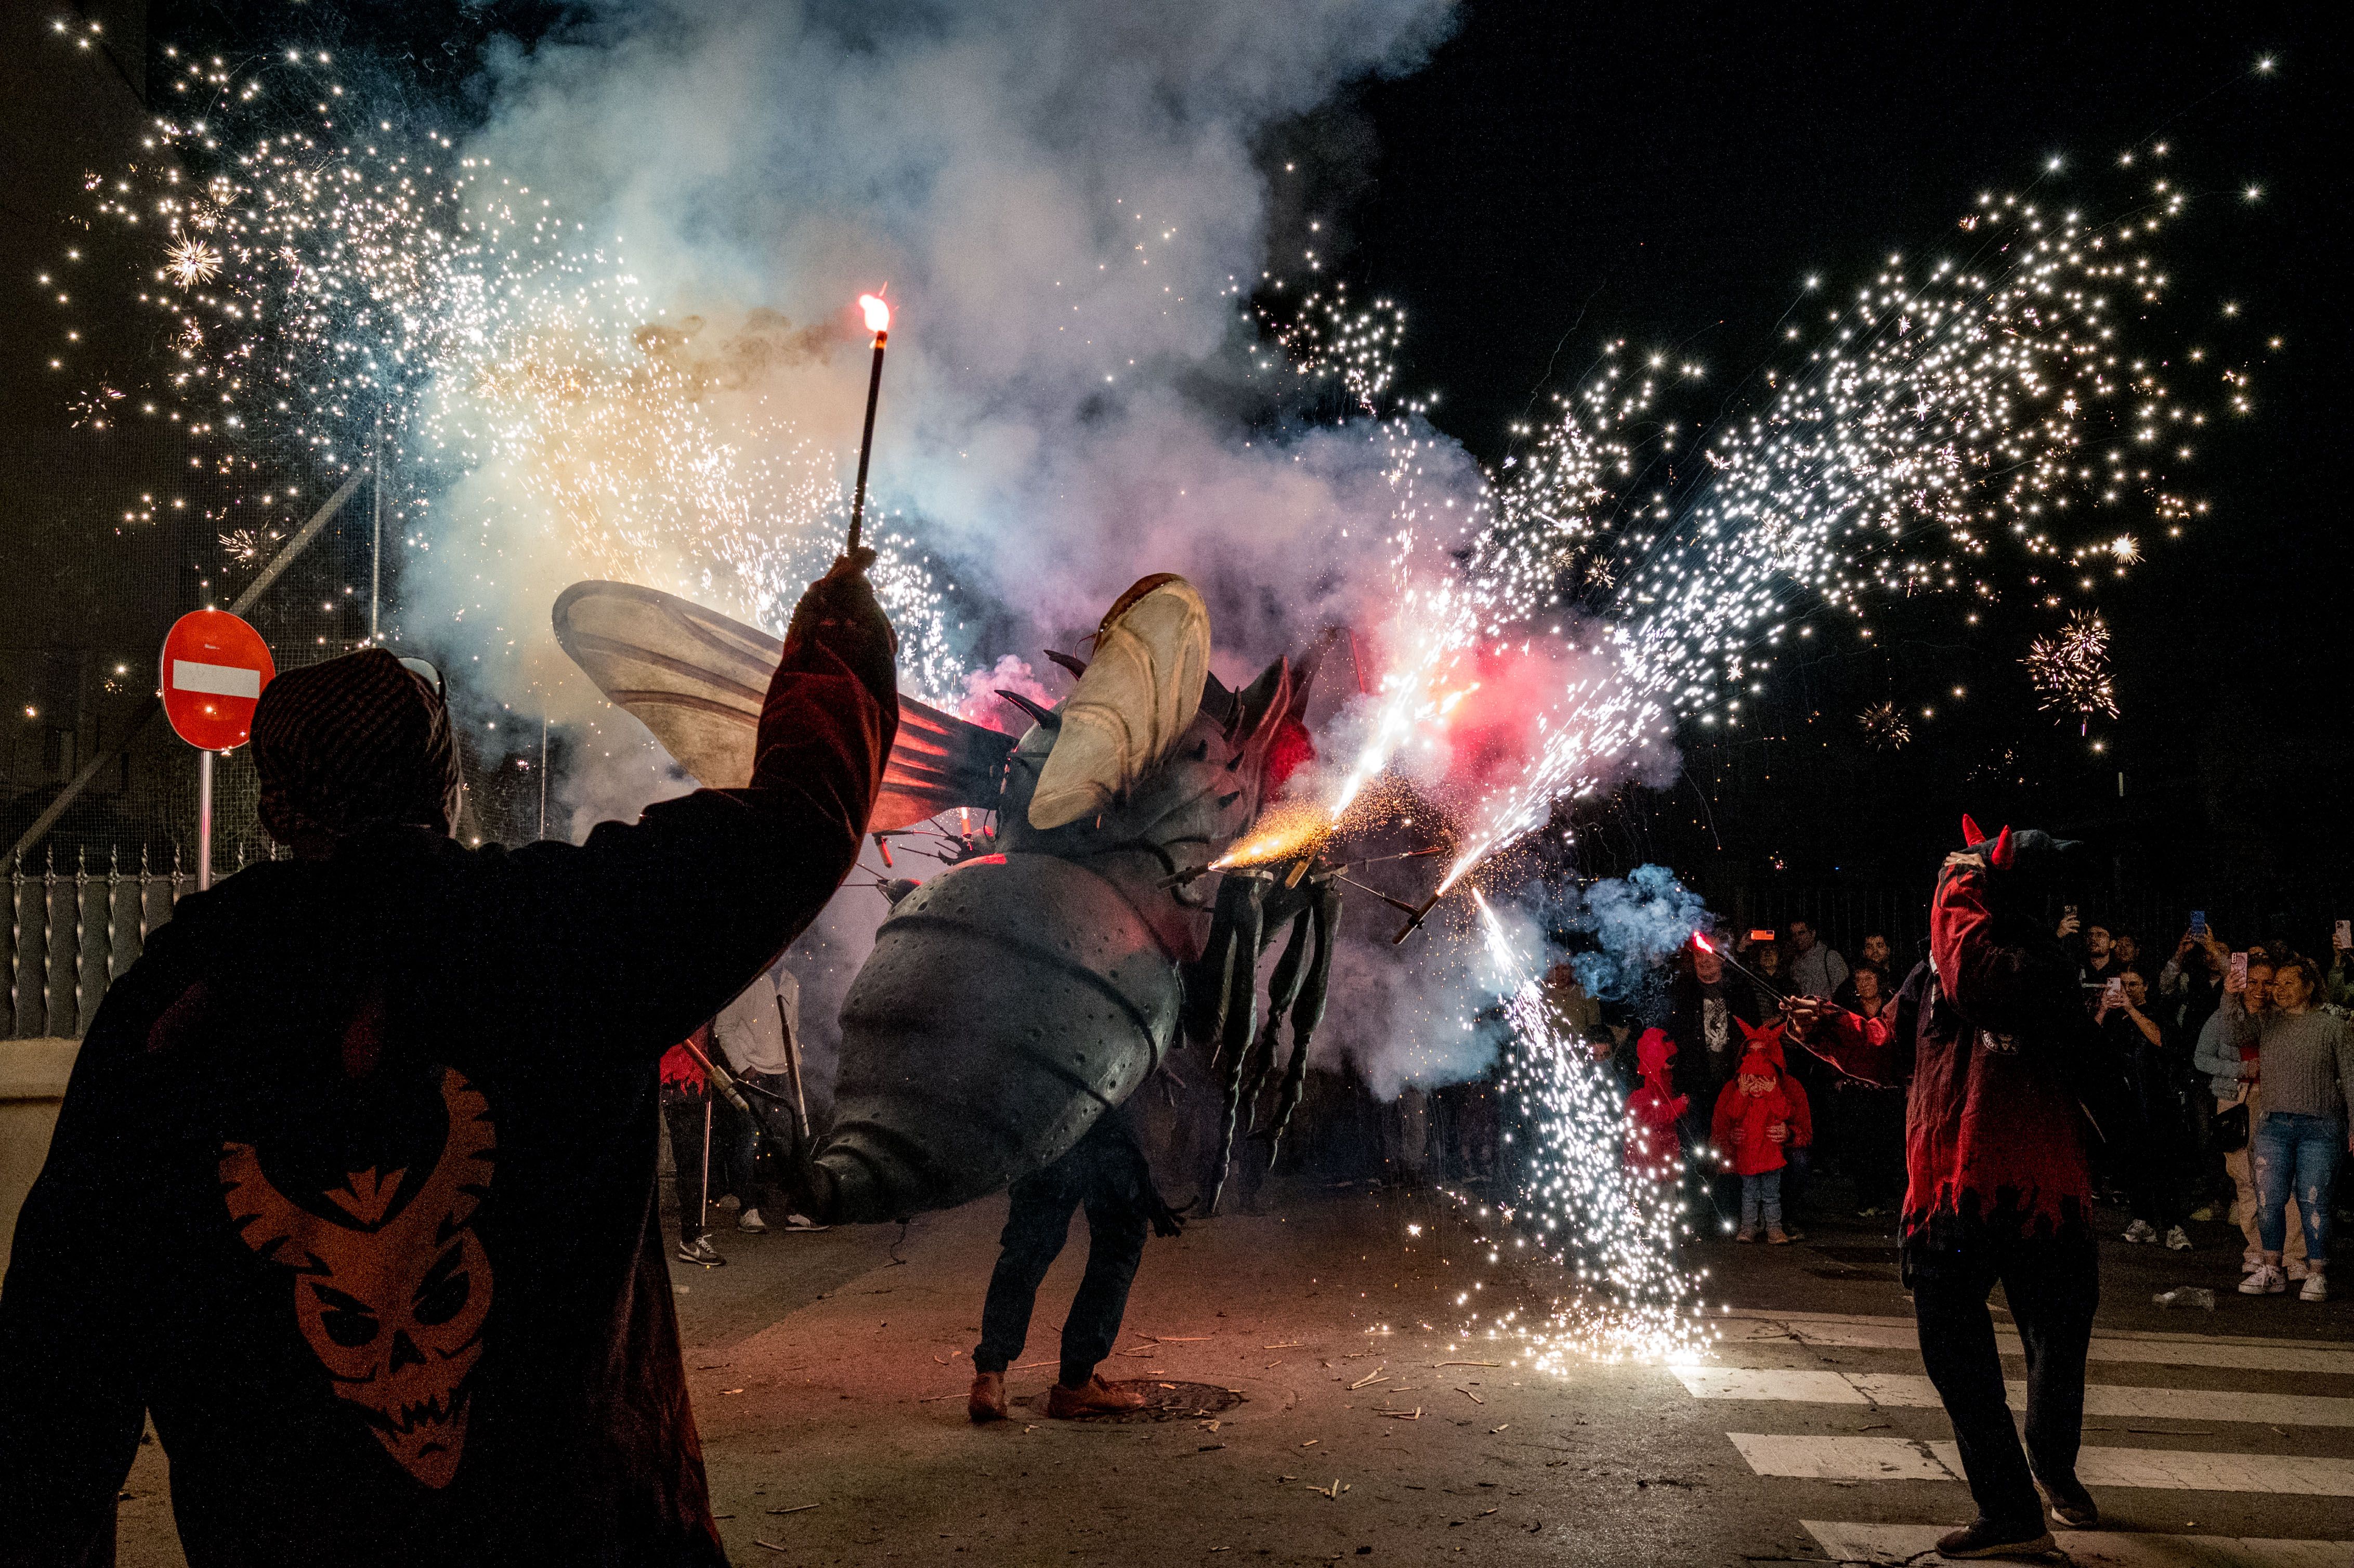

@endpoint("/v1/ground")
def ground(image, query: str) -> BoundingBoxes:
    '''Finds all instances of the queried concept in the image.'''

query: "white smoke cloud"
[415,0,1466,1077]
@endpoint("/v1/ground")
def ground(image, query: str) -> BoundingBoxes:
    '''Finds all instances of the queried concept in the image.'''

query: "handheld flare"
[847,291,892,552]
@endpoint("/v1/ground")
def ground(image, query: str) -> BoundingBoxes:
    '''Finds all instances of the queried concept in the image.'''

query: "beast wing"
[551,580,1010,829]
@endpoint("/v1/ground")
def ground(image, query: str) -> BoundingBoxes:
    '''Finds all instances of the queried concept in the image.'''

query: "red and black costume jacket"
[0,613,893,1568]
[1796,865,2095,1255]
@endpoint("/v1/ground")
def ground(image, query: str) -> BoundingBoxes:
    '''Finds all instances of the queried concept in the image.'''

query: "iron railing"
[3,844,277,1039]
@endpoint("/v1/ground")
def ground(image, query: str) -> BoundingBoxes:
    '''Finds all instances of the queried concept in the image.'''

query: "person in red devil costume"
[1707,1020,1811,1243]
[1624,1027,1690,1180]
[0,553,896,1567]
[1785,816,2111,1560]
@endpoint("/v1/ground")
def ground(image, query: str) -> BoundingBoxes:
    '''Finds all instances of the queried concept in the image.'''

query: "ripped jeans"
[2252,1112,2343,1263]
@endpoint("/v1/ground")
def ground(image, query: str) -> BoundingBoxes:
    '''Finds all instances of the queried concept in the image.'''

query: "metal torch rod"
[846,330,887,552]
[674,1036,754,1116]
[1708,944,1790,1008]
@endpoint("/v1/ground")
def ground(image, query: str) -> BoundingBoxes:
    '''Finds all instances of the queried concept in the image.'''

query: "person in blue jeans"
[2219,954,2354,1302]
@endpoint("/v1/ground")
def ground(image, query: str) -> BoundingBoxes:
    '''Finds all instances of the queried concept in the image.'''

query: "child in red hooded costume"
[1709,1020,1812,1243]
[1625,1028,1689,1179]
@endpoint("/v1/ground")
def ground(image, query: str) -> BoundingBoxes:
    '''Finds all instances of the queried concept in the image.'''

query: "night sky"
[97,2,2354,938]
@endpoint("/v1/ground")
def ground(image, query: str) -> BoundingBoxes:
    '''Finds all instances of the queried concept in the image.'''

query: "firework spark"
[163,236,223,288]
[2025,609,2119,725]
[1858,700,1913,750]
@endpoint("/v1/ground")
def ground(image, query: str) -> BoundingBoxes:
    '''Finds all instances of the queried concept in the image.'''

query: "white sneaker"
[2164,1225,2193,1252]
[2287,1260,2310,1282]
[2122,1219,2157,1245]
[2240,1264,2286,1296]
[2242,1255,2264,1275]
[737,1208,768,1233]
[2301,1270,2330,1303]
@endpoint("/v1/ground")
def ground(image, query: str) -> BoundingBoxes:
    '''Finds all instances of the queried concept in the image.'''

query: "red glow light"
[857,292,891,334]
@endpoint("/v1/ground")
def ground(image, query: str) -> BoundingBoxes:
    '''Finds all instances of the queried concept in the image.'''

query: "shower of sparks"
[1459,891,1711,1364]
[53,49,961,696]
[2024,610,2119,723]
[1858,700,1913,751]
[1258,172,2256,900]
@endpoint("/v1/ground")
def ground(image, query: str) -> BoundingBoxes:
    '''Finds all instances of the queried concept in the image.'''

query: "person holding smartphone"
[2326,921,2354,1011]
[2197,955,2306,1279]
[2217,953,2354,1301]
[2098,970,2192,1250]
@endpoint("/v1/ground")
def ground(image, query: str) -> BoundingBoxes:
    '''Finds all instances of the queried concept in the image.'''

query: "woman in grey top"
[2223,954,2354,1301]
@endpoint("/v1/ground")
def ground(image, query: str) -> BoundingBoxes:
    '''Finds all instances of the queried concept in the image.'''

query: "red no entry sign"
[161,610,276,751]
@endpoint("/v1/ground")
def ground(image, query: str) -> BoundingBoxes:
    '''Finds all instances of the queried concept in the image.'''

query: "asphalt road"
[112,1175,2352,1565]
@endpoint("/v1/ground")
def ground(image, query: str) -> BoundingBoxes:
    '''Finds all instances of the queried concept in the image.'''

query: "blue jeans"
[2252,1112,2343,1262]
[1741,1169,1783,1233]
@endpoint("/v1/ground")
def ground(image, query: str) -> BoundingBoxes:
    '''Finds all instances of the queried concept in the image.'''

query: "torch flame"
[857,292,892,335]
[1691,930,1716,955]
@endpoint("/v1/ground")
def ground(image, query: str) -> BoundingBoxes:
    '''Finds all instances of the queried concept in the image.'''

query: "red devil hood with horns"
[1789,816,2100,1259]
[1625,1028,1689,1174]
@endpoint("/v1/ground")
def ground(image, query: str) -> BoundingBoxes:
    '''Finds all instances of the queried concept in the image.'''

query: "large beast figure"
[556,573,1336,1222]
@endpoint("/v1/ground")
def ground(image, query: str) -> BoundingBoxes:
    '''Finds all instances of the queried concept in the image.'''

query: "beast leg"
[1262,881,1342,1167]
[1204,876,1266,1216]
[1245,903,1317,1132]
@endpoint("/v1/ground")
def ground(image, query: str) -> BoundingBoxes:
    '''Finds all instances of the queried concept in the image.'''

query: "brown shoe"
[967,1371,1007,1424]
[1045,1375,1147,1418]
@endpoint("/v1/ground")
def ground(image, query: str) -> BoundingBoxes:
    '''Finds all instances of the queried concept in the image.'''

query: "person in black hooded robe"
[0,553,896,1568]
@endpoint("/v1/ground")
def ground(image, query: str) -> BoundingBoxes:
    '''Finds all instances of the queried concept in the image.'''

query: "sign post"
[160,610,275,890]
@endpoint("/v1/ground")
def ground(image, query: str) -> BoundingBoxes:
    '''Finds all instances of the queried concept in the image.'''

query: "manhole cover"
[1012,1380,1247,1425]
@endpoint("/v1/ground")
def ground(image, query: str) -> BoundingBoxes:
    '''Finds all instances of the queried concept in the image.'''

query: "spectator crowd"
[1569,908,2354,1304]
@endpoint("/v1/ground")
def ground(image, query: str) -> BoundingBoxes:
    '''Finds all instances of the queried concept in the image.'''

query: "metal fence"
[3,843,278,1039]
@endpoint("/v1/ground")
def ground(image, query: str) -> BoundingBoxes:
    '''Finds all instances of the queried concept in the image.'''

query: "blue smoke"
[1566,864,1714,1003]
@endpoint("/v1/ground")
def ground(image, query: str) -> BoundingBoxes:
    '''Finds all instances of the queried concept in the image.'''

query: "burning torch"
[847,291,891,553]
[1691,929,1788,1007]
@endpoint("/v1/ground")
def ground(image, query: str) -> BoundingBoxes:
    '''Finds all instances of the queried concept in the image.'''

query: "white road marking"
[1676,1364,2354,1428]
[1733,1433,2354,1495]
[1728,1432,1952,1481]
[1804,1520,2354,1566]
[1721,1313,2354,1377]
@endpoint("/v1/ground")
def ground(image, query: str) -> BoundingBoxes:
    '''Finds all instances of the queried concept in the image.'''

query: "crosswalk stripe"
[1677,1365,2354,1428]
[1803,1520,2354,1566]
[1733,1433,2354,1495]
[1721,1314,2354,1377]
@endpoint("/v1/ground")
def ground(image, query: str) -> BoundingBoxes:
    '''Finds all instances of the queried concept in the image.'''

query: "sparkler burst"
[1265,166,2257,903]
[55,49,962,698]
[1460,892,1711,1364]
[2024,610,2120,724]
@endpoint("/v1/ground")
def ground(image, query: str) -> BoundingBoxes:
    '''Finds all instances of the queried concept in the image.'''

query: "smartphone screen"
[1747,929,1776,943]
[2336,919,2351,950]
[2230,952,2250,987]
[2102,976,2125,1005]
[2190,909,2207,939]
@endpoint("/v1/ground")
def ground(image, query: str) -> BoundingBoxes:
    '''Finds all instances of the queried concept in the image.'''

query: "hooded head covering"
[252,649,461,850]
[1734,1016,1785,1078]
[1956,813,2083,946]
[1635,1027,1676,1082]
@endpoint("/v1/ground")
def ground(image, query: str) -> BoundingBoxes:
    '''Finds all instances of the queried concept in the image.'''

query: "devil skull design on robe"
[220,1066,497,1488]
